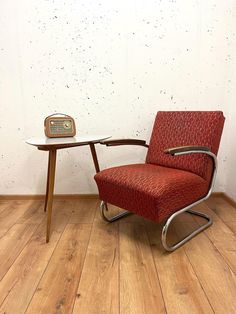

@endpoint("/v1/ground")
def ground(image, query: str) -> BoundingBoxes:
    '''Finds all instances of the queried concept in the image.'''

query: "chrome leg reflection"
[100,201,131,222]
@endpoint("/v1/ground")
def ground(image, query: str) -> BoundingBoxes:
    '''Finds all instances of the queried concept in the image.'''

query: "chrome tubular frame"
[100,201,131,222]
[161,150,217,251]
[100,150,217,252]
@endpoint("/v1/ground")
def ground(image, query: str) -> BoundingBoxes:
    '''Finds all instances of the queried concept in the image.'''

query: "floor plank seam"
[24,210,74,313]
[0,227,12,241]
[204,200,234,225]
[15,202,45,225]
[71,202,98,313]
[206,198,236,226]
[222,222,236,236]
[0,202,35,240]
[202,229,236,277]
[181,244,216,314]
[0,221,47,309]
[93,200,99,223]
[0,277,20,309]
[207,203,236,236]
[0,221,45,286]
[0,219,27,241]
[194,203,236,277]
[0,224,39,283]
[70,226,94,314]
[145,224,167,314]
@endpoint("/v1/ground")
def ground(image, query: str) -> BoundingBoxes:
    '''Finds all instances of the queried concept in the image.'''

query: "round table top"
[26,135,111,149]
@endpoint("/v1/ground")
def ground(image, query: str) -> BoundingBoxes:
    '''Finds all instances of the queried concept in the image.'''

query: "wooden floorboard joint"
[70,217,97,312]
[0,197,236,313]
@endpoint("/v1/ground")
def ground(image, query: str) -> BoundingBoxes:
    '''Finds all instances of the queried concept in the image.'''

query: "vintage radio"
[44,113,76,138]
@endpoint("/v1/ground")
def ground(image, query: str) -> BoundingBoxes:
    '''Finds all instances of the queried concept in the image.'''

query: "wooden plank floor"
[0,196,236,313]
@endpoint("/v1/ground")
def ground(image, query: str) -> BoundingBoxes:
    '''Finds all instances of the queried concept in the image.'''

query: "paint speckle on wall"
[0,0,235,195]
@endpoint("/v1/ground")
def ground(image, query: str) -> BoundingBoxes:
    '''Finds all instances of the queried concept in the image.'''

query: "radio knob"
[63,121,71,129]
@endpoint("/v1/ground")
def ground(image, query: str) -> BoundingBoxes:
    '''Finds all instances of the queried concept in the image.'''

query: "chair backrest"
[146,111,225,182]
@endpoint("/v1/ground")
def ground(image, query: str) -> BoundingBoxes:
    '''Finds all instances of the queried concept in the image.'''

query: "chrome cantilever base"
[160,149,216,251]
[100,201,131,222]
[161,206,212,252]
[100,200,212,252]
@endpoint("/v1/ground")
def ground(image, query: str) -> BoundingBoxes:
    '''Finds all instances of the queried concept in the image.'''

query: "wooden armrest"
[164,145,210,156]
[100,138,148,147]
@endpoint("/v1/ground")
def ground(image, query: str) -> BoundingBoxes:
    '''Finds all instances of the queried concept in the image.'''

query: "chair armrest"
[164,145,218,198]
[100,138,149,148]
[164,145,210,156]
[164,145,217,170]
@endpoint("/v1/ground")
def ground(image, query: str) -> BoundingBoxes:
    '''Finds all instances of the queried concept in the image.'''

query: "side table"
[26,135,110,242]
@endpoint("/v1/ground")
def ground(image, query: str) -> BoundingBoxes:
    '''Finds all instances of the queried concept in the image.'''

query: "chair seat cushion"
[94,163,209,222]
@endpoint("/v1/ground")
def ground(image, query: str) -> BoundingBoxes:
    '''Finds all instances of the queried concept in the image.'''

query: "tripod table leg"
[89,143,100,173]
[46,149,57,243]
[44,152,51,212]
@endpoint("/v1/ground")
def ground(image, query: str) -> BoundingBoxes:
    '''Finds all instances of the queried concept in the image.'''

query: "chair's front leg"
[100,201,131,222]
[161,200,212,252]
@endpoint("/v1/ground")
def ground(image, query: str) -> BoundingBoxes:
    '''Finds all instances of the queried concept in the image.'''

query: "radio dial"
[63,120,72,129]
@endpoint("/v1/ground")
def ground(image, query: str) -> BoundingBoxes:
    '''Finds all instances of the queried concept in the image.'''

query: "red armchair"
[95,111,225,251]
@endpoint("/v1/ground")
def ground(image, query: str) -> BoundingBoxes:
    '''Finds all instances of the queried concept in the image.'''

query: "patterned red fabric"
[95,164,209,222]
[95,111,225,222]
[146,111,225,181]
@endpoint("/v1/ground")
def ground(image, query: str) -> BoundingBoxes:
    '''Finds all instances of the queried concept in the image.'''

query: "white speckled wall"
[0,1,235,198]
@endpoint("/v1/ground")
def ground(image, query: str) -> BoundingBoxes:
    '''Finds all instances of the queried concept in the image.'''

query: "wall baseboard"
[0,194,99,200]
[212,192,236,208]
[211,192,223,197]
[0,192,235,208]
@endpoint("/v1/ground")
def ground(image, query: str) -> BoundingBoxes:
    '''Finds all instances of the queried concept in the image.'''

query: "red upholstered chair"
[95,111,225,251]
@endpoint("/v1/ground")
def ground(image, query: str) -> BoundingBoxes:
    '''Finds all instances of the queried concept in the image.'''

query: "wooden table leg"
[44,152,51,212]
[46,149,57,243]
[89,143,100,173]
